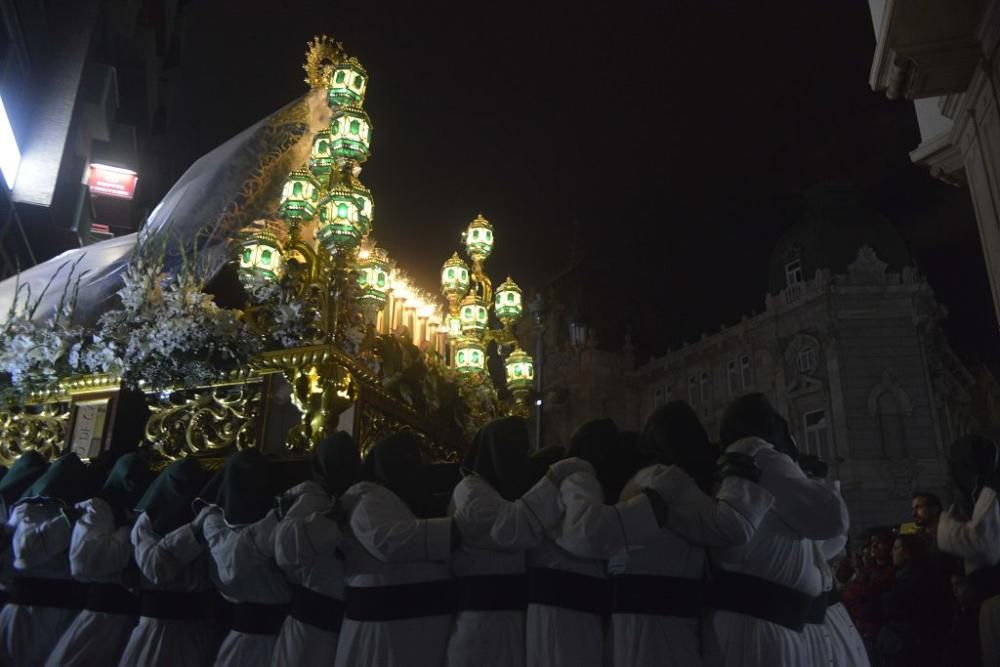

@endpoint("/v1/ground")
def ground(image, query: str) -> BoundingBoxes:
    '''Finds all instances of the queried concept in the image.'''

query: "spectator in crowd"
[877,534,952,667]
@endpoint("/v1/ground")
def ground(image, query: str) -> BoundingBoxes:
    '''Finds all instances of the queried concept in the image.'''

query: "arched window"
[700,372,711,405]
[688,376,698,405]
[727,360,739,395]
[740,355,753,388]
[797,347,817,374]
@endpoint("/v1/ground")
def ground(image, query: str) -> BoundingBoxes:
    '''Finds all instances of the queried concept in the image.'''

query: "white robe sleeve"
[202,508,280,586]
[556,469,659,559]
[274,486,341,571]
[649,465,775,547]
[453,476,560,551]
[11,504,73,568]
[938,488,1000,565]
[69,498,131,580]
[730,441,849,540]
[349,486,451,563]
[132,512,204,586]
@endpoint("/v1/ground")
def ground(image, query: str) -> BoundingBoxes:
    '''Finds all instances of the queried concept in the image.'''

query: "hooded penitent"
[97,452,155,526]
[19,452,93,505]
[567,418,621,502]
[362,432,431,517]
[640,401,719,493]
[720,392,800,461]
[949,435,1000,519]
[464,416,533,501]
[135,458,208,536]
[0,451,48,511]
[313,432,362,497]
[213,449,273,526]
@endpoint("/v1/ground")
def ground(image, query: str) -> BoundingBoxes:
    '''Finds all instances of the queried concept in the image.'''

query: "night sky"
[170,1,998,369]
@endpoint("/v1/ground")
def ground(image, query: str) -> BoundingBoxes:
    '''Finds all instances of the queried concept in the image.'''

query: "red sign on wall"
[87,164,138,200]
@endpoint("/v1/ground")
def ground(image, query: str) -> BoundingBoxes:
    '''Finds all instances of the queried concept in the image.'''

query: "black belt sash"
[344,580,456,621]
[527,568,608,617]
[610,574,702,618]
[456,574,528,612]
[85,582,139,616]
[708,570,814,631]
[290,584,344,633]
[968,563,1000,600]
[805,589,844,624]
[230,601,289,635]
[139,590,207,620]
[9,576,86,610]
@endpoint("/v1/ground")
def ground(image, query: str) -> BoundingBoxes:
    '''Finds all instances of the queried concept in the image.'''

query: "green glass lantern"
[494,276,523,323]
[505,347,535,393]
[441,252,470,300]
[459,294,489,337]
[464,213,494,262]
[453,337,486,377]
[237,223,286,283]
[330,106,372,164]
[327,57,368,108]
[357,245,390,308]
[316,171,374,252]
[309,129,335,176]
[278,169,321,221]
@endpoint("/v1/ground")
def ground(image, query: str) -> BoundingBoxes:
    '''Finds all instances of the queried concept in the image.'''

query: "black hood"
[362,432,431,517]
[720,393,799,461]
[567,418,620,502]
[465,416,532,501]
[313,432,361,497]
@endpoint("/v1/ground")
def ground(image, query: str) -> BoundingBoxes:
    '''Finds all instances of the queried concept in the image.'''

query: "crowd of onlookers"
[836,493,981,666]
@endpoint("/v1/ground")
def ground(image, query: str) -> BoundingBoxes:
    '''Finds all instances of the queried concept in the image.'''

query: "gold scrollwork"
[145,383,262,461]
[358,398,460,464]
[0,403,70,465]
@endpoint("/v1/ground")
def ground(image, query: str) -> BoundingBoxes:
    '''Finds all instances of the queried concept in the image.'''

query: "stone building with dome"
[542,184,1000,534]
[635,183,1000,532]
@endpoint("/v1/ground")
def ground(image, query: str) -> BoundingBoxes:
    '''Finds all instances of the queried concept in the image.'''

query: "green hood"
[214,450,272,526]
[19,452,93,505]
[135,458,207,535]
[97,452,154,525]
[0,451,47,510]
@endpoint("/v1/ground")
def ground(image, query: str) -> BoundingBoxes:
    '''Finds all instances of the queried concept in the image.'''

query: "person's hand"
[546,458,589,486]
[642,488,670,527]
[716,452,763,483]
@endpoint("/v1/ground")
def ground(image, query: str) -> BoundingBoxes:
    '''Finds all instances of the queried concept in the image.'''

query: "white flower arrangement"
[0,259,88,401]
[82,240,260,390]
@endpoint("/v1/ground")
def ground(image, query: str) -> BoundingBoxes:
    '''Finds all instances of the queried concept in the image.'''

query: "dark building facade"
[0,0,188,277]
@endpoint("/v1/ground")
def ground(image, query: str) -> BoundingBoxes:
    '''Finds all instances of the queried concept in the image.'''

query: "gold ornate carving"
[145,382,263,461]
[303,35,345,89]
[0,403,70,465]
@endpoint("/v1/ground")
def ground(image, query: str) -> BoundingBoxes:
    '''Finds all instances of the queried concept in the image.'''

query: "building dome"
[768,182,914,294]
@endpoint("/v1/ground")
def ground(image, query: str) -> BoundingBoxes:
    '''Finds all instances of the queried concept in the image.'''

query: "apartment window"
[700,372,711,405]
[688,376,698,405]
[797,347,817,374]
[727,360,740,395]
[803,410,831,461]
[740,355,753,388]
[785,260,803,287]
[654,384,671,408]
[876,392,908,459]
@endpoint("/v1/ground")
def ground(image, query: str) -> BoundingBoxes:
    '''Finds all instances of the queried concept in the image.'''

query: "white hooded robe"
[446,473,561,667]
[271,481,344,667]
[44,498,138,667]
[333,481,453,667]
[609,464,775,667]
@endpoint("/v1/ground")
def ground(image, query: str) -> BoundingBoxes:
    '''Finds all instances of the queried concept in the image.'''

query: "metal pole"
[529,293,545,450]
